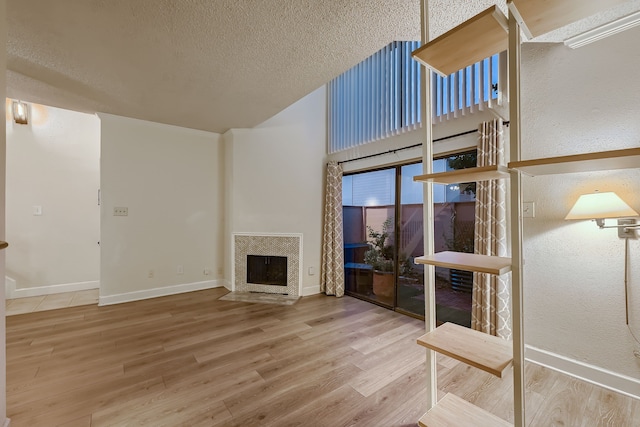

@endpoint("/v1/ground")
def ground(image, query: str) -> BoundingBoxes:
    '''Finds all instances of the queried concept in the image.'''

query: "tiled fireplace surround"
[232,233,303,296]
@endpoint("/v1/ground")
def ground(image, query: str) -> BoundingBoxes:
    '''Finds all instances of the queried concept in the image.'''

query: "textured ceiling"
[7,0,421,133]
[6,1,639,134]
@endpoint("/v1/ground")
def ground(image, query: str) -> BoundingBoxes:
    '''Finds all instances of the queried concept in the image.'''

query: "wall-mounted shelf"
[508,0,629,39]
[508,147,640,176]
[417,322,513,378]
[411,5,508,76]
[419,393,512,427]
[413,165,510,184]
[415,251,512,276]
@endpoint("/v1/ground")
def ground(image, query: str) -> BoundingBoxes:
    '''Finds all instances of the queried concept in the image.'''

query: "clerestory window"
[328,41,505,154]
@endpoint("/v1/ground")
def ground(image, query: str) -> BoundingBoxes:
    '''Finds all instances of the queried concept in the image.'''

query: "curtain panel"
[321,162,345,297]
[471,119,512,339]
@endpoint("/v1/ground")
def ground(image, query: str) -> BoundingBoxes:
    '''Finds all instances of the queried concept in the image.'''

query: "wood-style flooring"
[6,288,640,426]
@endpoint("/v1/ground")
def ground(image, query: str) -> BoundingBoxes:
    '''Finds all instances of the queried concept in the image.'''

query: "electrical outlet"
[177,265,184,274]
[203,268,211,276]
[148,269,154,278]
[33,205,43,216]
[114,207,128,216]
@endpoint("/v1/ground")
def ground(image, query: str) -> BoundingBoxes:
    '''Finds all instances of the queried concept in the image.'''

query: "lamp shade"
[565,191,639,220]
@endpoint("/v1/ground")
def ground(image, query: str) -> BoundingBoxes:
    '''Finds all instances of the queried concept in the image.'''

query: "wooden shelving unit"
[415,251,512,276]
[411,5,508,76]
[508,147,640,176]
[413,165,510,184]
[412,2,639,427]
[417,323,513,378]
[508,0,628,39]
[418,393,513,427]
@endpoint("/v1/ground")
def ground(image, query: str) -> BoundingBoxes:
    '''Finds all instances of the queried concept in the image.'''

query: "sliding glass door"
[343,168,396,307]
[342,152,476,325]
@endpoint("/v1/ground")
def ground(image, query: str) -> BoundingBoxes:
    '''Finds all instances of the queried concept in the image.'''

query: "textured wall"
[99,114,223,299]
[521,27,640,380]
[5,105,100,291]
[429,0,508,40]
[225,87,326,295]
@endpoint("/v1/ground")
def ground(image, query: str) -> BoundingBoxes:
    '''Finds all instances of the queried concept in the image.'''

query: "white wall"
[5,104,100,297]
[1,0,8,421]
[99,114,223,304]
[224,87,327,296]
[521,27,640,393]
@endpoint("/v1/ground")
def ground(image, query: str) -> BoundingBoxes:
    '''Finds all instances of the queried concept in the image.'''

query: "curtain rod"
[336,121,510,165]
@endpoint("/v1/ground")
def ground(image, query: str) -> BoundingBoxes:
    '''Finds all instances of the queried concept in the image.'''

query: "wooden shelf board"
[508,147,640,176]
[417,323,513,378]
[415,251,512,276]
[508,0,629,39]
[413,165,510,184]
[419,393,512,427]
[0,241,7,250]
[412,5,508,76]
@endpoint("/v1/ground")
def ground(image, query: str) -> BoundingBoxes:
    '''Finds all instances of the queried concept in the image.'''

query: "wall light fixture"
[12,100,29,125]
[565,191,639,237]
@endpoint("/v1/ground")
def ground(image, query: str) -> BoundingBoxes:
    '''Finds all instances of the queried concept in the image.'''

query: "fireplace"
[247,255,287,286]
[233,233,302,296]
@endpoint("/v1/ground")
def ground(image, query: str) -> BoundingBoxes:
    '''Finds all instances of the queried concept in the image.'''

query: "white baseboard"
[525,345,640,400]
[4,417,10,427]
[6,278,99,299]
[5,277,16,298]
[219,279,232,291]
[302,284,321,296]
[99,280,222,306]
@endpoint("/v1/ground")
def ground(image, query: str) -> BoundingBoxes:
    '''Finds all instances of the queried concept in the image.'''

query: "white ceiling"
[7,0,421,133]
[6,0,639,134]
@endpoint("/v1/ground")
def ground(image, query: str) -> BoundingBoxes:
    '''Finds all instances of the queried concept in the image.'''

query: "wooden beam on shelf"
[413,165,510,184]
[415,251,512,276]
[419,393,513,427]
[508,0,629,39]
[411,5,508,76]
[417,322,513,378]
[508,147,640,176]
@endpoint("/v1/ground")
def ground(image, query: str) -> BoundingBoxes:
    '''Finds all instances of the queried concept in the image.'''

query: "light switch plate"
[522,201,535,218]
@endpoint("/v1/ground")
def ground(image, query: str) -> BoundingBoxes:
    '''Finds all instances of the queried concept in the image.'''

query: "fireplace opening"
[246,255,288,286]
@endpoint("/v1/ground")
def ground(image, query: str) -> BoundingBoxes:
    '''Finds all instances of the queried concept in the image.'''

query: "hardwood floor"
[6,288,639,426]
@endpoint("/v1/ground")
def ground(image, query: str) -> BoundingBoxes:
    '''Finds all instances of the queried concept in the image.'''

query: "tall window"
[327,40,504,153]
[342,151,477,325]
[328,41,422,154]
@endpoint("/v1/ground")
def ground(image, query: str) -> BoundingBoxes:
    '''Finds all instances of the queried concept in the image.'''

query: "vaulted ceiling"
[6,0,639,134]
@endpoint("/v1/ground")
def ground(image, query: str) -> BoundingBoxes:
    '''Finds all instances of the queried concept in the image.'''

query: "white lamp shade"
[565,191,639,220]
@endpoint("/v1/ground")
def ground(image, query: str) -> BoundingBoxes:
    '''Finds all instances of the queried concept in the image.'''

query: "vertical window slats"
[328,42,502,154]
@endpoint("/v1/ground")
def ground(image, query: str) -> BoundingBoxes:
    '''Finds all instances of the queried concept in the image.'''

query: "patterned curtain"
[321,162,345,297]
[471,119,511,339]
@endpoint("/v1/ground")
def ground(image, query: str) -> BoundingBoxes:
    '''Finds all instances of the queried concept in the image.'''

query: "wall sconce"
[565,191,639,237]
[566,191,640,339]
[12,100,29,125]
